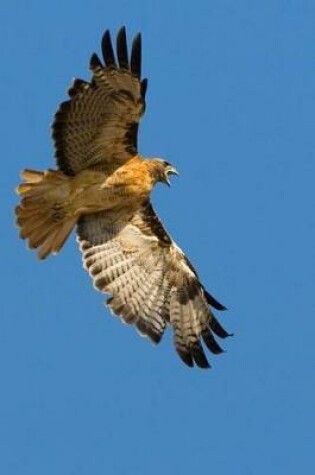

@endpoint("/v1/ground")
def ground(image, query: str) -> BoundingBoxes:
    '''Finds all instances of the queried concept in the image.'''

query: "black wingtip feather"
[131,33,141,78]
[177,349,194,368]
[204,290,227,311]
[191,343,211,369]
[202,328,224,354]
[90,53,103,70]
[141,78,148,98]
[116,26,129,69]
[102,30,116,67]
[209,315,231,339]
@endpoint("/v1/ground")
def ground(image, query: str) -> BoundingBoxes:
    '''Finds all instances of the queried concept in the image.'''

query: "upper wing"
[52,27,148,175]
[77,202,230,368]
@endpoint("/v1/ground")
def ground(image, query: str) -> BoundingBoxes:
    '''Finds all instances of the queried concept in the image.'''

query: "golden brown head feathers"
[147,159,179,186]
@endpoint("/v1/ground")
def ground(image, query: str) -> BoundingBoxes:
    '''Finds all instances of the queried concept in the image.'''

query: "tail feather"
[21,169,45,183]
[16,169,77,259]
[28,221,56,249]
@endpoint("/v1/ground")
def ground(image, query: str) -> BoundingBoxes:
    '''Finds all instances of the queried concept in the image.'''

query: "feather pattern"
[52,27,147,176]
[77,201,230,368]
[16,26,230,369]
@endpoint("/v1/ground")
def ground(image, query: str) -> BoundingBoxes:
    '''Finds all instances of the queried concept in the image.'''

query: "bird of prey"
[16,27,231,368]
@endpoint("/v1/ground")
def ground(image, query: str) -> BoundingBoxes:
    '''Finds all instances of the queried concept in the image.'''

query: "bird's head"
[149,158,179,187]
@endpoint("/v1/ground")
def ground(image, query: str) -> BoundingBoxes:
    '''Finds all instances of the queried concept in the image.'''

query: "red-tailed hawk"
[16,27,231,368]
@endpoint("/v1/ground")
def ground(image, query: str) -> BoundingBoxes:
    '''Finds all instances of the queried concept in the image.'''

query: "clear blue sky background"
[1,1,314,474]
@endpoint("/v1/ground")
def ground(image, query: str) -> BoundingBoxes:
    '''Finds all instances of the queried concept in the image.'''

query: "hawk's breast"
[70,157,153,216]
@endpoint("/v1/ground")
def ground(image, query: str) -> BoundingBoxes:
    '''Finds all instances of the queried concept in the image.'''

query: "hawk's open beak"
[165,166,179,186]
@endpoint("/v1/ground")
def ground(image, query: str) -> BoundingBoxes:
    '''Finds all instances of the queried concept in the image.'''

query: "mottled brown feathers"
[52,27,147,176]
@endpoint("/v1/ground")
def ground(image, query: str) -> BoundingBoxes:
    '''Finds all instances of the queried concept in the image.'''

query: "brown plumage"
[15,27,231,368]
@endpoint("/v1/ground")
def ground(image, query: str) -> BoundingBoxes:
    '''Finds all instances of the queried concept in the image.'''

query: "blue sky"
[1,0,314,473]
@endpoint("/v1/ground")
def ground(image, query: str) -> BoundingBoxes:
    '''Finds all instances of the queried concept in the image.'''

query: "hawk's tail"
[15,169,78,259]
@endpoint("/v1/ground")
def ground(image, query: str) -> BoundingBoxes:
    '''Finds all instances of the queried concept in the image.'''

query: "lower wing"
[77,201,231,368]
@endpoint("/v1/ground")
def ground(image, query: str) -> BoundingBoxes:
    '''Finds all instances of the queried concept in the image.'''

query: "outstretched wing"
[77,202,230,368]
[52,27,148,176]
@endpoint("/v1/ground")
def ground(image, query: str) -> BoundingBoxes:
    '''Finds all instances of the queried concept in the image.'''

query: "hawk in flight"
[16,27,231,368]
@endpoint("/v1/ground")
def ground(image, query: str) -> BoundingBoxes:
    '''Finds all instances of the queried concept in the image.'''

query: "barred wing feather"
[77,202,230,368]
[52,27,147,175]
